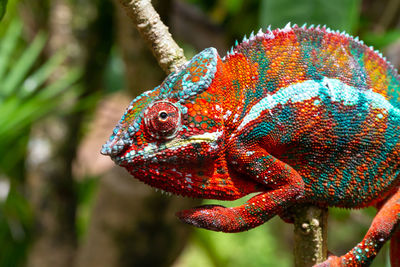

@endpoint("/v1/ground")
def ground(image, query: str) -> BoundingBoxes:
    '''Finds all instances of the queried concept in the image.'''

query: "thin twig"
[117,0,187,73]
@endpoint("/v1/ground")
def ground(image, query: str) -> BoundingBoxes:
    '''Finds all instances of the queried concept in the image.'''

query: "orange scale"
[198,98,207,105]
[194,115,203,123]
[193,104,201,111]
[189,111,197,118]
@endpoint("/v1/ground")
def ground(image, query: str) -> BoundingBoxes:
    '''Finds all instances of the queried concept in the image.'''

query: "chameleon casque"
[101,23,400,266]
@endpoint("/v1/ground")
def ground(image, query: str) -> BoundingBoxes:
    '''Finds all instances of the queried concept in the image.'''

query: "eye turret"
[144,101,181,139]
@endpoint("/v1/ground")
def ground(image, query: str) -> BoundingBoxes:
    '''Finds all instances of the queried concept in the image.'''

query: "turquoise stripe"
[238,77,399,131]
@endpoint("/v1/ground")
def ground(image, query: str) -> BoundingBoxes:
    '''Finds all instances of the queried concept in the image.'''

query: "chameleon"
[101,23,400,266]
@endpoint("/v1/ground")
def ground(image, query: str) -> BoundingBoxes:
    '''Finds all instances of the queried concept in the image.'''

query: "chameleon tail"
[391,228,400,267]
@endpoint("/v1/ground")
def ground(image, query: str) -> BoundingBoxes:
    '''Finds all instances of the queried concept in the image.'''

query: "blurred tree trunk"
[25,1,77,266]
[24,0,114,266]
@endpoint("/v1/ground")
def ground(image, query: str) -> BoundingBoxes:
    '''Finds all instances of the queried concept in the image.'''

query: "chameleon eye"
[144,101,181,139]
[158,111,168,121]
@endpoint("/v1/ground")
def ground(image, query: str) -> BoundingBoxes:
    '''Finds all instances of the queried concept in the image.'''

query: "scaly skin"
[101,24,400,266]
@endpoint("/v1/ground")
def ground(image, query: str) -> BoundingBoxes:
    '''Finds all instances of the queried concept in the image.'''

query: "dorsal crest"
[223,23,400,107]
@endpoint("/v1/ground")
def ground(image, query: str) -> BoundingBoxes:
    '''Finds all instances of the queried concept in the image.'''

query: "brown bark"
[25,0,114,266]
[293,206,328,266]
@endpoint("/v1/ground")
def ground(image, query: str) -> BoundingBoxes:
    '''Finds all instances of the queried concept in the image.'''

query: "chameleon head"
[101,48,259,199]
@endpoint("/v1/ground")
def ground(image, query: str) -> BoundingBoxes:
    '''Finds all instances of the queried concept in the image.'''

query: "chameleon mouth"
[112,131,223,165]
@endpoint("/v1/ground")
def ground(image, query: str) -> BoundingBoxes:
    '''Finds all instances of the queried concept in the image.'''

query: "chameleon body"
[101,24,400,266]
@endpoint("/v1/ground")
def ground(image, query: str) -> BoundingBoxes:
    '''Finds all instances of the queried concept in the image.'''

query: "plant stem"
[293,205,328,266]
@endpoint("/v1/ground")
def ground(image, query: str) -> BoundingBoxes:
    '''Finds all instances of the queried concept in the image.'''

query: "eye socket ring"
[143,101,181,140]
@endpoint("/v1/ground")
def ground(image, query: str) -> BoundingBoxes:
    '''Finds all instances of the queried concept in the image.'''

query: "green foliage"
[103,48,126,93]
[0,18,81,267]
[75,176,99,240]
[362,29,400,50]
[259,0,361,33]
[0,19,81,175]
[0,187,32,267]
[0,0,7,21]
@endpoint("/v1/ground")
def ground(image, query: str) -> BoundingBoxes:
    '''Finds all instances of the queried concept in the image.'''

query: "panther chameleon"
[101,23,400,266]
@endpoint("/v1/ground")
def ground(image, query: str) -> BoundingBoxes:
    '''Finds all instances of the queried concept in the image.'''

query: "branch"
[293,205,328,266]
[117,0,187,73]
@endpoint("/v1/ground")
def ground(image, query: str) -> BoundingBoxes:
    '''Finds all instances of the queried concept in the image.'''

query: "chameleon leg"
[178,145,305,232]
[316,188,400,267]
[228,143,303,189]
[177,184,304,232]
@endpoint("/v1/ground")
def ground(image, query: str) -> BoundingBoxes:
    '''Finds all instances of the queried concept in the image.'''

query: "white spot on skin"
[144,143,157,153]
[223,110,232,120]
[232,114,239,123]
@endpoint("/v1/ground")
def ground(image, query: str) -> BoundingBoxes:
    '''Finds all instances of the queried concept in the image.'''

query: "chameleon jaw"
[112,130,224,165]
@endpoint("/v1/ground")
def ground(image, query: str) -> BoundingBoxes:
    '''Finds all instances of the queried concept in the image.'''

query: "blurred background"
[0,0,398,266]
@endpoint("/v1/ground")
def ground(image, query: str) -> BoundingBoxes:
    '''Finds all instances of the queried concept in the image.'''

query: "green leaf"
[0,68,81,137]
[0,0,8,22]
[20,51,67,97]
[362,30,400,50]
[223,0,243,15]
[34,67,82,100]
[2,32,47,97]
[0,19,21,81]
[259,0,361,34]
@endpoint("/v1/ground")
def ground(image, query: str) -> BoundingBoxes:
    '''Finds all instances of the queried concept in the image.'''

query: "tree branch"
[117,0,186,73]
[293,205,328,266]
